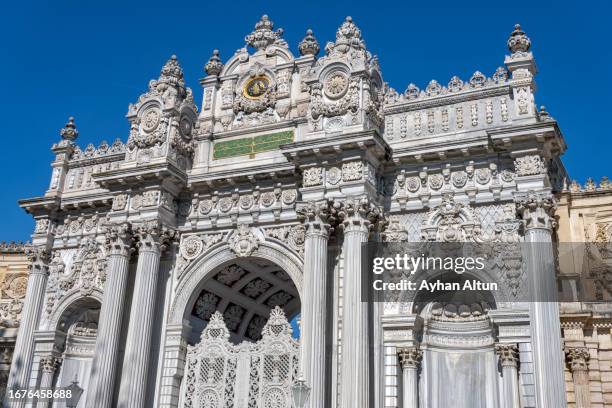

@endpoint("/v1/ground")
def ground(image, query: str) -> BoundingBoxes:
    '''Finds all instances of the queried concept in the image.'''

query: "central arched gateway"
[160,241,303,408]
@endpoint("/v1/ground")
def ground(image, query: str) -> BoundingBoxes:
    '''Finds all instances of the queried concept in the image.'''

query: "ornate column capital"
[39,355,62,374]
[398,347,422,370]
[514,191,557,231]
[566,347,590,373]
[25,246,51,276]
[104,222,134,257]
[296,199,339,238]
[495,343,519,368]
[133,220,176,254]
[338,197,382,234]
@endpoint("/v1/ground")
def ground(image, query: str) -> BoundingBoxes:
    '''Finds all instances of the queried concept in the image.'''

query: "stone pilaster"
[297,200,336,408]
[117,221,174,408]
[85,223,133,408]
[495,343,520,408]
[398,347,421,408]
[5,246,50,408]
[566,347,590,408]
[515,191,567,408]
[339,198,380,408]
[36,355,61,408]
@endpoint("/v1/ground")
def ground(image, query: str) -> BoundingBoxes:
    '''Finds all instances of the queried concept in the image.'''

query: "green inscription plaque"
[213,130,294,159]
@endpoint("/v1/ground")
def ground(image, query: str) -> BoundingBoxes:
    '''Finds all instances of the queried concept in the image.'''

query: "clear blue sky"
[0,0,609,242]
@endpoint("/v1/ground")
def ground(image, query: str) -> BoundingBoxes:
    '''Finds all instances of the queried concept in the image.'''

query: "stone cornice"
[92,161,187,189]
[281,129,390,164]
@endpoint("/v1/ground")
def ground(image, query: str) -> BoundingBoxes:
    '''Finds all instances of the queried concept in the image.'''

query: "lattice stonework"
[179,307,300,408]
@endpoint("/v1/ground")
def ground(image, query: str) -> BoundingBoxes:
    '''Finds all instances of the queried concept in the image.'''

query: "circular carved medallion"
[179,117,192,138]
[324,72,349,99]
[7,276,28,299]
[141,108,160,132]
[243,76,270,99]
[181,236,204,260]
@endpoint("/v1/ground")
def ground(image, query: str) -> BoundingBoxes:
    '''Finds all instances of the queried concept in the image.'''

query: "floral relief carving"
[514,155,546,176]
[229,225,259,257]
[303,167,323,187]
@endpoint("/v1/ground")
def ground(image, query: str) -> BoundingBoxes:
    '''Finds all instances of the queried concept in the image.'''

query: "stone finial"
[60,116,79,141]
[325,16,366,56]
[158,54,185,88]
[204,49,224,76]
[245,15,284,51]
[299,29,320,56]
[507,24,531,54]
[538,105,552,121]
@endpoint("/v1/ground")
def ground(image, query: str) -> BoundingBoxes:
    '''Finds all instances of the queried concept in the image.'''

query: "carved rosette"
[133,221,176,253]
[515,191,557,231]
[398,347,422,370]
[514,155,546,176]
[229,224,259,257]
[495,343,519,368]
[104,222,133,257]
[566,347,590,373]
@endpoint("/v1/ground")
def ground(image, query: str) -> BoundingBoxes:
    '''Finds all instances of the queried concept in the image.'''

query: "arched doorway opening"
[44,297,100,407]
[413,273,499,408]
[177,255,302,408]
[186,257,301,345]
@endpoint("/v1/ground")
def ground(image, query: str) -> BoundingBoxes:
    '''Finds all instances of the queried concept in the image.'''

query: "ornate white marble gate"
[179,307,299,408]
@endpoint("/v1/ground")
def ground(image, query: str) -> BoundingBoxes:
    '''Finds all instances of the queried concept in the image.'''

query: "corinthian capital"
[398,347,422,370]
[514,191,557,230]
[495,343,519,368]
[296,200,340,237]
[133,220,176,253]
[39,355,62,373]
[104,222,134,257]
[25,246,51,276]
[337,197,382,232]
[566,347,590,372]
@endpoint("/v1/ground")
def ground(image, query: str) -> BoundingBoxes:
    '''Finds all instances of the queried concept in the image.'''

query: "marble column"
[117,221,173,408]
[566,347,590,408]
[5,247,50,408]
[495,344,520,408]
[516,191,567,408]
[298,201,333,408]
[398,347,421,408]
[36,355,61,408]
[339,198,379,408]
[85,223,133,408]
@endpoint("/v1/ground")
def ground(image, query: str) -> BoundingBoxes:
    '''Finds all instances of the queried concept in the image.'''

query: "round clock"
[243,76,270,99]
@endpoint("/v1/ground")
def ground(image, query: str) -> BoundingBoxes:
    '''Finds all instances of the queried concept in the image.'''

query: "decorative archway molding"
[46,289,103,331]
[169,240,303,326]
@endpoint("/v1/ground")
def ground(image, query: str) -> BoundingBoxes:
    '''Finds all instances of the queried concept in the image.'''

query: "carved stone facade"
[2,15,589,408]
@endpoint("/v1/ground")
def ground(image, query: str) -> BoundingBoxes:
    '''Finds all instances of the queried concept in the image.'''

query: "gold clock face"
[243,76,270,99]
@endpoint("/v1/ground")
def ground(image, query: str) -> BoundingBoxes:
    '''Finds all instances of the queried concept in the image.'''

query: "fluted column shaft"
[117,223,172,408]
[516,192,567,408]
[398,347,421,408]
[299,201,332,408]
[36,356,61,408]
[566,348,590,408]
[339,199,378,408]
[5,248,50,408]
[495,344,520,408]
[85,224,132,408]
